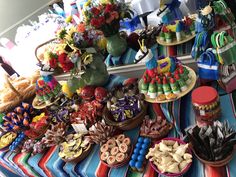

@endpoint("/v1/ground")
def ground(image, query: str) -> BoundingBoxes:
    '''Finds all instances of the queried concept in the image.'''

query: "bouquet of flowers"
[83,0,133,37]
[43,23,102,73]
[41,23,109,88]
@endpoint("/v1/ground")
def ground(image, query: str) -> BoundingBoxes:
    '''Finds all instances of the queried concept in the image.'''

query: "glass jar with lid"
[191,86,221,125]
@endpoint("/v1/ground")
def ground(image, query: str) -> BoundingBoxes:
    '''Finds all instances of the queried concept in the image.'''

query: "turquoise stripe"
[86,147,102,177]
[109,127,140,177]
[28,153,47,177]
[64,161,77,177]
[0,152,23,177]
[219,95,236,177]
[3,151,23,177]
[53,156,68,177]
[46,147,68,177]
[8,152,25,176]
[77,145,100,177]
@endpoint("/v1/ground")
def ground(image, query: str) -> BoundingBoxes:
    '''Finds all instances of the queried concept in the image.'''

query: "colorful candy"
[129,136,151,172]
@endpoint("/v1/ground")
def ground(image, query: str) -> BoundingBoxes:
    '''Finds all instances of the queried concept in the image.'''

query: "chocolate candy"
[185,121,236,161]
[110,96,141,122]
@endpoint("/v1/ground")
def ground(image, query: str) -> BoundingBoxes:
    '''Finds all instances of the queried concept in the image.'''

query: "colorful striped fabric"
[0,76,235,177]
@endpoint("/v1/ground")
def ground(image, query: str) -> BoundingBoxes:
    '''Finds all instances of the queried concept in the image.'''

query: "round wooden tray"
[32,96,60,109]
[156,34,195,46]
[60,144,93,163]
[0,132,17,152]
[139,66,197,104]
[140,123,173,141]
[100,145,133,168]
[192,146,235,167]
[103,103,147,131]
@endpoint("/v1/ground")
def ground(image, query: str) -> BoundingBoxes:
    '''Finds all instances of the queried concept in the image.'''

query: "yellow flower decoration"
[84,0,92,8]
[81,52,93,65]
[43,51,51,62]
[100,0,110,4]
[56,43,67,54]
[67,26,77,37]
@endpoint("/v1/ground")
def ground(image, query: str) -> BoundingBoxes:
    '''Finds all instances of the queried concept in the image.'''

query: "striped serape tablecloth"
[0,75,235,177]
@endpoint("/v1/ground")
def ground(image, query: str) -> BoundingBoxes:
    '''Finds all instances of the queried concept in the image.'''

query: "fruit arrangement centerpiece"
[83,0,133,57]
[103,80,147,130]
[146,138,192,176]
[185,121,236,167]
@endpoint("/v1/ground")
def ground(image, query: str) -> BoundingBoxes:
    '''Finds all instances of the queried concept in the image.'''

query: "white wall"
[0,0,52,40]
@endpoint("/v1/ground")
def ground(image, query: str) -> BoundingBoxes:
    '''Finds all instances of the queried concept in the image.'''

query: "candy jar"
[191,86,221,126]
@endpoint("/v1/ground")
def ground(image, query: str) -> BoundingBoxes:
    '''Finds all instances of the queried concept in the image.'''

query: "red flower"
[91,7,100,16]
[77,23,86,33]
[58,53,68,64]
[57,53,74,72]
[61,62,74,72]
[49,58,58,69]
[91,18,101,28]
[97,16,105,25]
[105,4,114,13]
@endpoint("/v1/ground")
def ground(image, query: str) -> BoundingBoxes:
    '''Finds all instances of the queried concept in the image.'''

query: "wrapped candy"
[185,121,236,161]
[109,96,141,122]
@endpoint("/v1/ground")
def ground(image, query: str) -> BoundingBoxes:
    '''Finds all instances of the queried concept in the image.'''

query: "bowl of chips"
[58,133,93,163]
[146,138,192,177]
[0,131,17,152]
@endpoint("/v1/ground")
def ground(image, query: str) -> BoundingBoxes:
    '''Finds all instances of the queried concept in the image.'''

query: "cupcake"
[159,31,165,41]
[148,79,157,99]
[156,78,164,95]
[169,78,181,94]
[141,77,149,94]
[174,74,187,92]
[176,22,182,42]
[162,77,172,96]
[165,31,172,43]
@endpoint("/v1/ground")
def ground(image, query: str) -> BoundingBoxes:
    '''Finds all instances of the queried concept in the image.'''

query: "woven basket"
[35,38,64,75]
[0,75,35,113]
[60,144,93,163]
[140,123,173,141]
[35,38,57,67]
[103,102,147,131]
